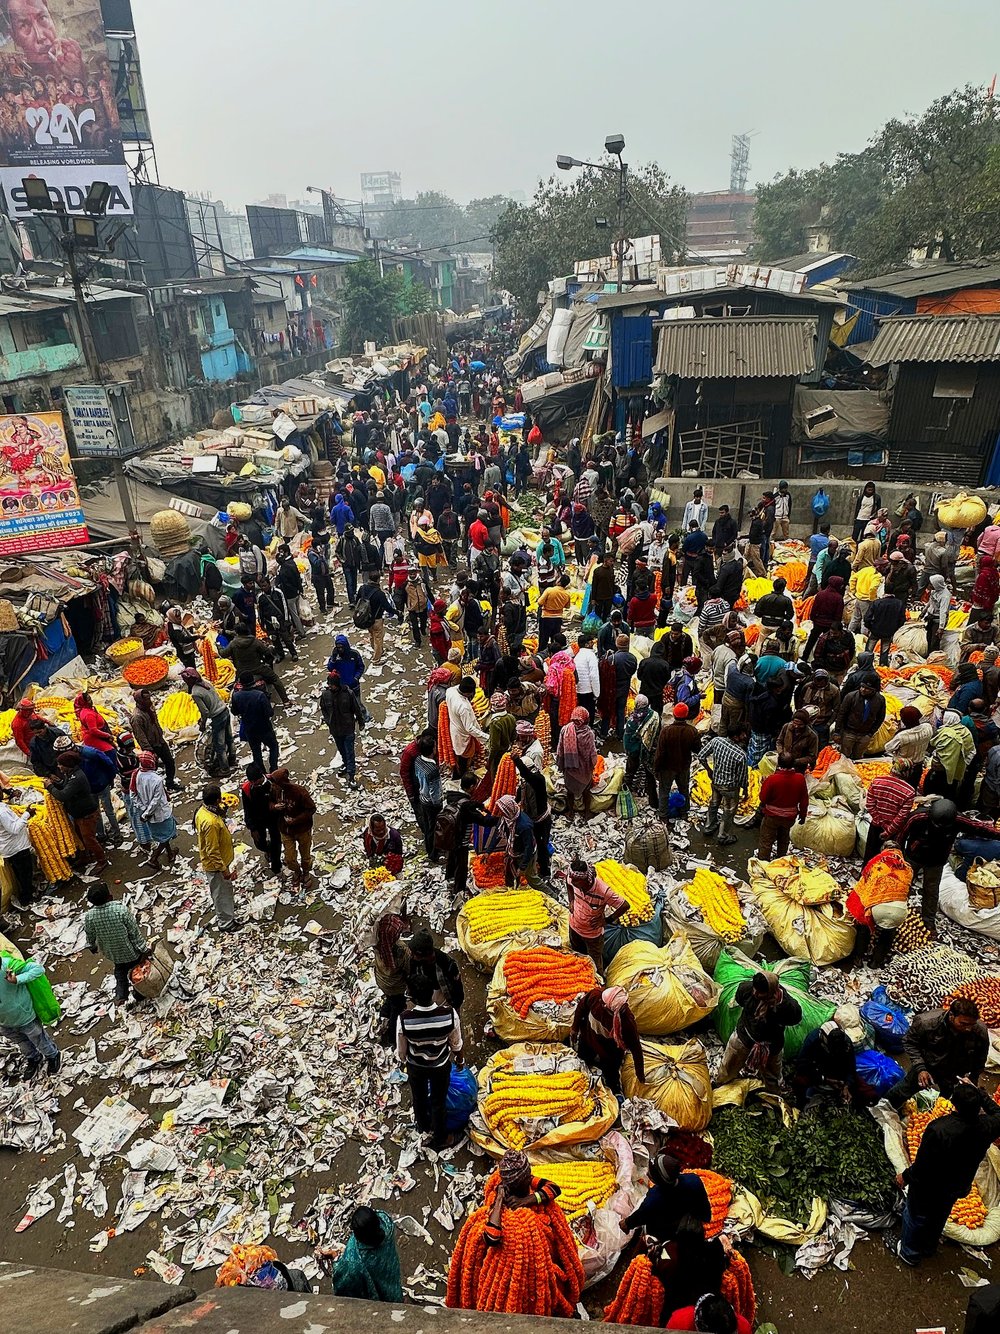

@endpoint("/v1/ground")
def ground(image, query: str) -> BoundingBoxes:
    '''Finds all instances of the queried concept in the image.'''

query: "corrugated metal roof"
[845,261,1000,298]
[0,290,68,316]
[653,316,817,379]
[866,315,1000,365]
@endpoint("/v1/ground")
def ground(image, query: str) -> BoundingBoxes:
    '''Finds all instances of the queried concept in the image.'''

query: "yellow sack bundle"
[605,933,720,1035]
[470,1041,618,1157]
[938,491,987,530]
[622,1037,713,1131]
[743,576,773,602]
[789,797,857,859]
[748,856,856,966]
[457,889,569,970]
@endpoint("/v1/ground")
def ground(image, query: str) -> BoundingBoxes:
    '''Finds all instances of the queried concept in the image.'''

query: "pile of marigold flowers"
[594,859,653,925]
[684,867,746,941]
[471,852,508,889]
[463,890,553,944]
[123,655,168,687]
[481,1052,595,1149]
[362,866,395,891]
[945,978,1000,1029]
[502,947,596,1018]
[541,1158,617,1220]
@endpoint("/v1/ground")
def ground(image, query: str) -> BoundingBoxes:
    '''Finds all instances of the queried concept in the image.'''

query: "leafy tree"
[491,160,687,314]
[463,195,512,240]
[400,273,432,315]
[753,84,1000,273]
[339,261,406,352]
[379,190,466,249]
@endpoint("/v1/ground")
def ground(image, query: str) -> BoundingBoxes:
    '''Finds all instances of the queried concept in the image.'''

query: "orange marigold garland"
[446,1172,584,1317]
[489,753,518,811]
[502,946,597,1018]
[437,700,456,768]
[604,1254,665,1326]
[720,1251,756,1327]
[535,708,552,765]
[200,636,219,683]
[690,1169,732,1239]
[558,667,578,726]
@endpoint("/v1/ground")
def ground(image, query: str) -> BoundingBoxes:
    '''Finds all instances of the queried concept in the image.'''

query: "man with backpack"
[353,571,399,664]
[258,576,299,663]
[0,952,60,1077]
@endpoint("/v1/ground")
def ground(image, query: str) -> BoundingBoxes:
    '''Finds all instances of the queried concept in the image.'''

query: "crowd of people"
[4,352,1000,1323]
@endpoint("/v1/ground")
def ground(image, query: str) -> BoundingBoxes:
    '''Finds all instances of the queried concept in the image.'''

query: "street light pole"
[615,157,628,294]
[557,133,628,292]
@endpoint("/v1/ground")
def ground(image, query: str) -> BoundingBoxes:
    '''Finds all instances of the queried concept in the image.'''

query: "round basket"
[122,655,170,689]
[106,637,145,668]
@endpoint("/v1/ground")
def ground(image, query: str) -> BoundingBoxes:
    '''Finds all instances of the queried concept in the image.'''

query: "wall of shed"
[670,376,795,476]
[886,361,1000,484]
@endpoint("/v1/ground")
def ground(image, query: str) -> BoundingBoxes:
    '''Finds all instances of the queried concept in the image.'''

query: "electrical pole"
[61,213,140,538]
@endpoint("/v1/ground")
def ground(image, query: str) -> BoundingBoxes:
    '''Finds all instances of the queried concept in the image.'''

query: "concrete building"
[360,171,402,209]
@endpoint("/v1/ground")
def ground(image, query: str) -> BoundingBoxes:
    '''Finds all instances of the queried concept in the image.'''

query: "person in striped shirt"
[862,762,917,863]
[396,972,464,1149]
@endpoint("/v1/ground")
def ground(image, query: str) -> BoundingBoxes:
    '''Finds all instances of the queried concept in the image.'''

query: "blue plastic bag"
[856,1046,904,1098]
[860,985,909,1054]
[811,488,830,517]
[446,1064,478,1132]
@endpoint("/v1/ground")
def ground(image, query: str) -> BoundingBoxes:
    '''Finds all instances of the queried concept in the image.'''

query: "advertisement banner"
[64,381,138,457]
[0,0,133,217]
[0,410,87,553]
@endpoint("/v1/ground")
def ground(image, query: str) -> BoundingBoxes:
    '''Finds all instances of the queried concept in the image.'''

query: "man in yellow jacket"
[194,784,237,933]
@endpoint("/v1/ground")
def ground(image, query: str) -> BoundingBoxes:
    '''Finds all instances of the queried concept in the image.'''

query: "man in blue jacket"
[327,634,369,718]
[0,955,59,1077]
[230,673,279,772]
[53,735,120,845]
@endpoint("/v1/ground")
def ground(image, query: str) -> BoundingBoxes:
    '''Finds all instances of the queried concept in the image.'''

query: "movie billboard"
[0,410,87,554]
[0,0,132,217]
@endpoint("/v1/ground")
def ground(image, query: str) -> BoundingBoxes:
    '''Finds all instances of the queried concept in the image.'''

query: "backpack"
[433,803,460,853]
[5,956,60,1025]
[352,594,376,630]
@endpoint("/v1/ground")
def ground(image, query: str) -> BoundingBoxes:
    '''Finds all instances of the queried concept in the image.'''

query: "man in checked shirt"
[84,883,151,1004]
[861,760,918,864]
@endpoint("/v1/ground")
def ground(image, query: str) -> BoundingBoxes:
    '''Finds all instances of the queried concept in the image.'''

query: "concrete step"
[0,1261,670,1334]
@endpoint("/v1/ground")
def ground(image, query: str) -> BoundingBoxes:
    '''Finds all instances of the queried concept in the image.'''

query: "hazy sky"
[135,0,1000,209]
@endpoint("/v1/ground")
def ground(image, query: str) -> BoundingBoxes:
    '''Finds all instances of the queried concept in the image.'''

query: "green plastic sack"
[616,787,637,821]
[5,956,60,1025]
[712,948,835,1058]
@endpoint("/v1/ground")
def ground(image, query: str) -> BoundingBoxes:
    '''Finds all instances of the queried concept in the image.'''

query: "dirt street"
[0,593,980,1334]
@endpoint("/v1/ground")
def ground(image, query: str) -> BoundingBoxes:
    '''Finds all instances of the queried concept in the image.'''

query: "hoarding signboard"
[0,410,87,553]
[0,0,133,216]
[64,381,139,457]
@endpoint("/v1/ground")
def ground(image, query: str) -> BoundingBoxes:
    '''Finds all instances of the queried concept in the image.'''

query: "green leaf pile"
[711,1104,895,1226]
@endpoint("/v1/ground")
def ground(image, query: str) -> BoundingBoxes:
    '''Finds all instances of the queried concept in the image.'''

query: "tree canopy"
[339,260,428,352]
[491,160,687,314]
[372,192,511,251]
[753,85,1000,273]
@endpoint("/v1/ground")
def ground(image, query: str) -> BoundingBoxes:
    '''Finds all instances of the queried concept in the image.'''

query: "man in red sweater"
[758,755,809,860]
